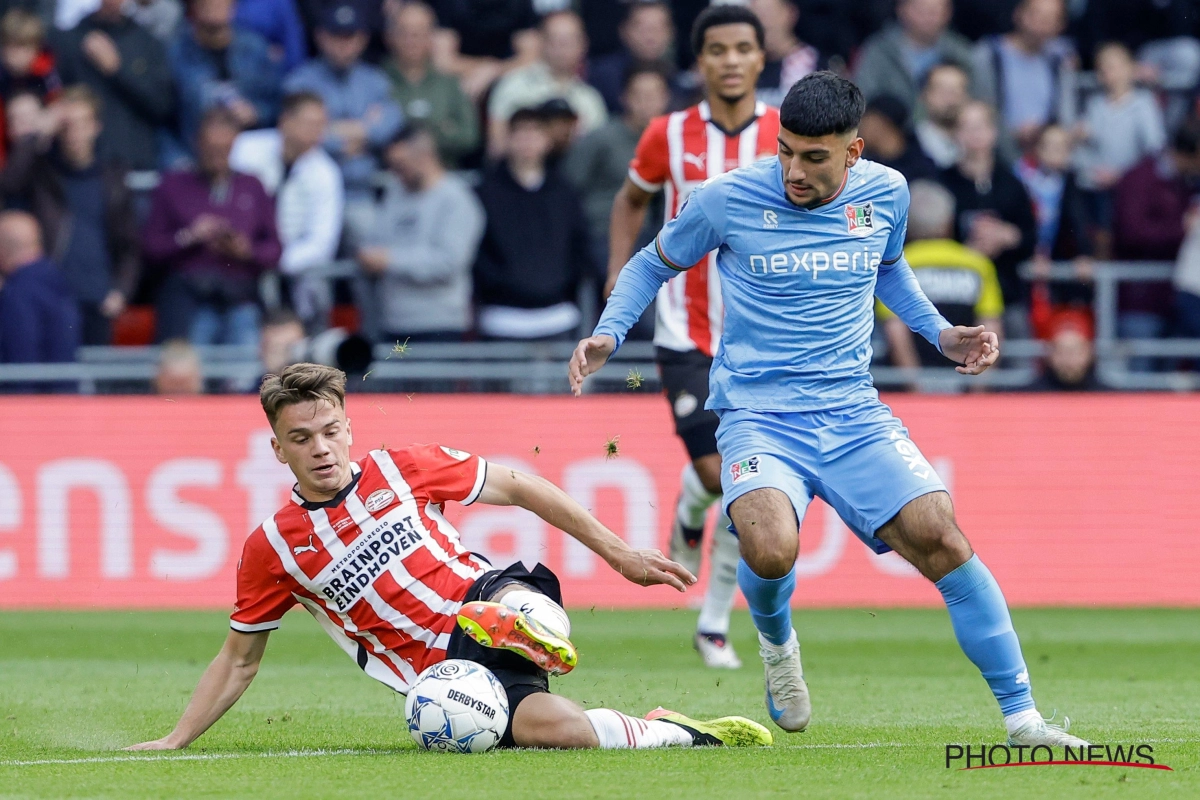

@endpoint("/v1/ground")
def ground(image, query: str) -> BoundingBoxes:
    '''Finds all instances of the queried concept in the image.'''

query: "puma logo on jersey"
[682,152,706,170]
[293,534,318,555]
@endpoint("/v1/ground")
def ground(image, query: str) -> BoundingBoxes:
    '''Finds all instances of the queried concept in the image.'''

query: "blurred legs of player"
[723,406,1087,746]
[455,566,771,749]
[660,349,742,669]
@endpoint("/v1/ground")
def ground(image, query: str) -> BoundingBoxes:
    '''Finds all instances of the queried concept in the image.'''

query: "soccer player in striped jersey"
[127,364,771,752]
[605,4,778,671]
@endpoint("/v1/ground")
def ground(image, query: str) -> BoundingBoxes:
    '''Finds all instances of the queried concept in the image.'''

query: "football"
[404,659,510,753]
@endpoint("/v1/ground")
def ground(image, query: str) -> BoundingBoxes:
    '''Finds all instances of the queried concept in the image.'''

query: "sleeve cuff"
[462,457,487,506]
[628,168,663,193]
[230,619,281,633]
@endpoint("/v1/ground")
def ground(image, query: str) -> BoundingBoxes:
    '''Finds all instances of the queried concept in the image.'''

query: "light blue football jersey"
[644,156,945,412]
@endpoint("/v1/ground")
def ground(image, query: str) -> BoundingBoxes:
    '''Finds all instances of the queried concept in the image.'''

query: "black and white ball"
[405,659,510,753]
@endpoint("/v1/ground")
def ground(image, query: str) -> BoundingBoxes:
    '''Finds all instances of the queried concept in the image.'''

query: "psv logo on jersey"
[845,202,874,236]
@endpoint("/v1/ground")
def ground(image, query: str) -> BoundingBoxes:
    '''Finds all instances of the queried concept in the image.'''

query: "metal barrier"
[5,261,1199,393]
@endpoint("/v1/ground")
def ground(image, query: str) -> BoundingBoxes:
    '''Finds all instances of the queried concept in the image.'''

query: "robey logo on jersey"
[748,248,884,278]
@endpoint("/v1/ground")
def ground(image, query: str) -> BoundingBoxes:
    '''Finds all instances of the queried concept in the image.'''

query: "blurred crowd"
[4,0,1200,391]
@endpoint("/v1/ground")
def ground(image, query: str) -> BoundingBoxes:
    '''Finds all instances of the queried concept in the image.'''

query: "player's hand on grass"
[939,326,999,375]
[124,737,181,751]
[608,547,697,592]
[568,335,616,396]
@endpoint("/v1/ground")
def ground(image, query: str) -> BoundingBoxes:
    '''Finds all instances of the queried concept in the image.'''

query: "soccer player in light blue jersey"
[569,72,1087,747]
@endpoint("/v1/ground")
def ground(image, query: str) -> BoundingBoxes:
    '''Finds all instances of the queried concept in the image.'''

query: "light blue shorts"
[716,400,946,554]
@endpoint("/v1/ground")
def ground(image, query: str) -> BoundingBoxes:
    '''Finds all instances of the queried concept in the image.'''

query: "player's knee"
[740,535,796,580]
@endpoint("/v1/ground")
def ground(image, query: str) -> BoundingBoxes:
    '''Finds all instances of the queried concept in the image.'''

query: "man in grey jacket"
[345,124,484,342]
[853,0,975,112]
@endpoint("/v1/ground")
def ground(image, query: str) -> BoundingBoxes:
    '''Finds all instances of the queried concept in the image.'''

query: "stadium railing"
[3,261,1197,393]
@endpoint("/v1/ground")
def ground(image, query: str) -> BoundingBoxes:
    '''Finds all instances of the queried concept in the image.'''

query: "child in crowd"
[1073,41,1166,255]
[1017,124,1094,319]
[0,10,60,167]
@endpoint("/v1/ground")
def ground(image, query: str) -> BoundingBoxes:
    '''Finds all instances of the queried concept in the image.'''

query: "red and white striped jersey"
[628,100,780,355]
[231,444,490,694]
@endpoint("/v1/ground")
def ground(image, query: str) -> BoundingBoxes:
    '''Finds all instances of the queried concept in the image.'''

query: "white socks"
[1004,708,1043,736]
[676,463,720,529]
[585,709,693,749]
[499,589,571,638]
[696,517,739,635]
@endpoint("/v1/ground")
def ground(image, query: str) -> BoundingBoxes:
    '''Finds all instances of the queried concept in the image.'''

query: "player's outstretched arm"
[125,630,269,750]
[938,325,1000,375]
[477,464,697,591]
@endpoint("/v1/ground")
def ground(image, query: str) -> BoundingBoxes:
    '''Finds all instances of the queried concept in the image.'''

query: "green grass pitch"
[1,608,1197,799]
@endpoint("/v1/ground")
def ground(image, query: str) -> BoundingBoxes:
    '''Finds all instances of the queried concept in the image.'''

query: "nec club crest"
[845,202,874,236]
[730,456,760,484]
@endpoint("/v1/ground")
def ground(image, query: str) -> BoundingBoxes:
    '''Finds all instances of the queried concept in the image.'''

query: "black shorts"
[445,561,562,748]
[656,347,720,460]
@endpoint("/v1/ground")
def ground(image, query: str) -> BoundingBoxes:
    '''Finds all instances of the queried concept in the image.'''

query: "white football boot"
[694,632,743,669]
[1006,711,1089,747]
[759,629,811,732]
[668,515,705,578]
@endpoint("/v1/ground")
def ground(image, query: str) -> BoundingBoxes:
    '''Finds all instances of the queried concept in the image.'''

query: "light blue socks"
[737,559,795,646]
[935,555,1035,715]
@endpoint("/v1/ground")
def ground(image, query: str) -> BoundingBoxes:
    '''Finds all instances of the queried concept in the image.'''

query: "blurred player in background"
[574,72,1088,748]
[605,3,777,670]
[127,364,771,752]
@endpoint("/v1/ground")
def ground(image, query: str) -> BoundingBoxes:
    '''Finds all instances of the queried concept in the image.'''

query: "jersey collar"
[291,462,362,510]
[699,99,767,138]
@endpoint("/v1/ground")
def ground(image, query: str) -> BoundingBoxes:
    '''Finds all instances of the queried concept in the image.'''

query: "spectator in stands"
[142,108,281,346]
[473,107,591,340]
[538,96,577,167]
[0,10,60,102]
[234,0,307,73]
[859,94,937,182]
[1017,124,1093,308]
[971,0,1076,155]
[125,0,183,47]
[938,100,1037,335]
[259,308,306,376]
[428,0,540,100]
[587,2,682,114]
[750,0,821,108]
[1030,309,1100,390]
[384,1,478,168]
[345,124,483,343]
[0,85,140,346]
[1111,120,1200,362]
[1075,0,1200,119]
[562,62,670,274]
[914,61,968,169]
[880,180,1003,370]
[169,0,281,162]
[5,90,44,145]
[487,11,606,157]
[1074,41,1166,251]
[0,210,80,374]
[53,0,173,171]
[154,338,204,394]
[230,91,343,332]
[853,0,974,112]
[284,0,404,198]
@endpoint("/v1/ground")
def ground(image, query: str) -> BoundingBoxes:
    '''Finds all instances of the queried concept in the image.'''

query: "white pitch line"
[0,748,396,767]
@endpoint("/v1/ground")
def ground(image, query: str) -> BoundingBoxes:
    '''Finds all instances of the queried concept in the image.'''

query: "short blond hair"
[1,9,43,46]
[259,363,346,428]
